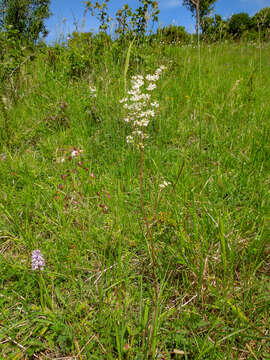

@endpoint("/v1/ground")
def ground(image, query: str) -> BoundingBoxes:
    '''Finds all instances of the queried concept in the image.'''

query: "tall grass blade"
[123,37,136,93]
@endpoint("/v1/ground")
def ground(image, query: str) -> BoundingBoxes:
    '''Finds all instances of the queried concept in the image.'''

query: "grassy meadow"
[0,39,270,359]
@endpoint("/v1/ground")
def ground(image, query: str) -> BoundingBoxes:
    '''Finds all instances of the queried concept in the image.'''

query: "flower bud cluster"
[120,65,167,149]
[31,249,45,271]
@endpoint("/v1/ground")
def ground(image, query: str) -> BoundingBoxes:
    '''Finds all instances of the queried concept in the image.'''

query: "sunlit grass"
[0,41,270,359]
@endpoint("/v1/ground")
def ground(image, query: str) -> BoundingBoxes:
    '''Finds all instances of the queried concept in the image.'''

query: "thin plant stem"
[139,148,158,299]
[197,3,202,150]
[139,148,159,356]
[38,271,45,310]
[171,159,185,194]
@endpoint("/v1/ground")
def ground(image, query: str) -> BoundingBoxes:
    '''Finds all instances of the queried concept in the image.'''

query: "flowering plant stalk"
[31,250,51,310]
[120,65,166,355]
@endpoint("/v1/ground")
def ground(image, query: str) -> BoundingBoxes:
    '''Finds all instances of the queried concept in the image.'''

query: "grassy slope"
[0,41,270,359]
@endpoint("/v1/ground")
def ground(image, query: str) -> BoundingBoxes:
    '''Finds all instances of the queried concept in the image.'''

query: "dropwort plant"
[120,65,166,356]
[120,65,166,150]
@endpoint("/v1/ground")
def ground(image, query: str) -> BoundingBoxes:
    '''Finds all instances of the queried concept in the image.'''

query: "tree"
[0,0,51,42]
[253,7,270,32]
[85,0,111,32]
[228,13,252,38]
[130,0,159,37]
[201,14,228,40]
[86,0,159,38]
[182,0,217,38]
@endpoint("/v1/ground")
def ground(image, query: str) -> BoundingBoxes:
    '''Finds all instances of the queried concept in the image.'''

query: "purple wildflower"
[31,250,45,271]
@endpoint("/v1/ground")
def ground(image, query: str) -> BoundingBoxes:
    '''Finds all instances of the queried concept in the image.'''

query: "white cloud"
[159,0,181,9]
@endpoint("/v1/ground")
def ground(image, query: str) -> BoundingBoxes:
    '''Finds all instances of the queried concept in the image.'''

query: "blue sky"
[45,0,270,42]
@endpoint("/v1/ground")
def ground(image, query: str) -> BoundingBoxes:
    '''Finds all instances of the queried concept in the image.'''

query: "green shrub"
[156,25,190,44]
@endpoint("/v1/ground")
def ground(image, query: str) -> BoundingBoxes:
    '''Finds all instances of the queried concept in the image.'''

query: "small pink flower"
[70,148,83,158]
[90,173,95,178]
[71,150,79,157]
[31,250,45,271]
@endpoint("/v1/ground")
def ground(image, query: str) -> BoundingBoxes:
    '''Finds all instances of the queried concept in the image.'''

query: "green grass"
[0,40,270,359]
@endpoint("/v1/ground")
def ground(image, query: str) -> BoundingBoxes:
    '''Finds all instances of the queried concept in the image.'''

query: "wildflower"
[134,119,150,127]
[89,86,97,97]
[159,180,171,190]
[131,74,143,82]
[131,76,144,89]
[144,109,155,117]
[120,97,128,103]
[100,204,108,214]
[120,65,167,149]
[141,94,151,101]
[70,148,83,158]
[146,83,157,91]
[31,250,45,271]
[126,135,134,143]
[151,101,159,108]
[146,74,159,82]
[104,190,111,199]
[159,65,167,70]
[130,94,142,102]
[71,150,79,157]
